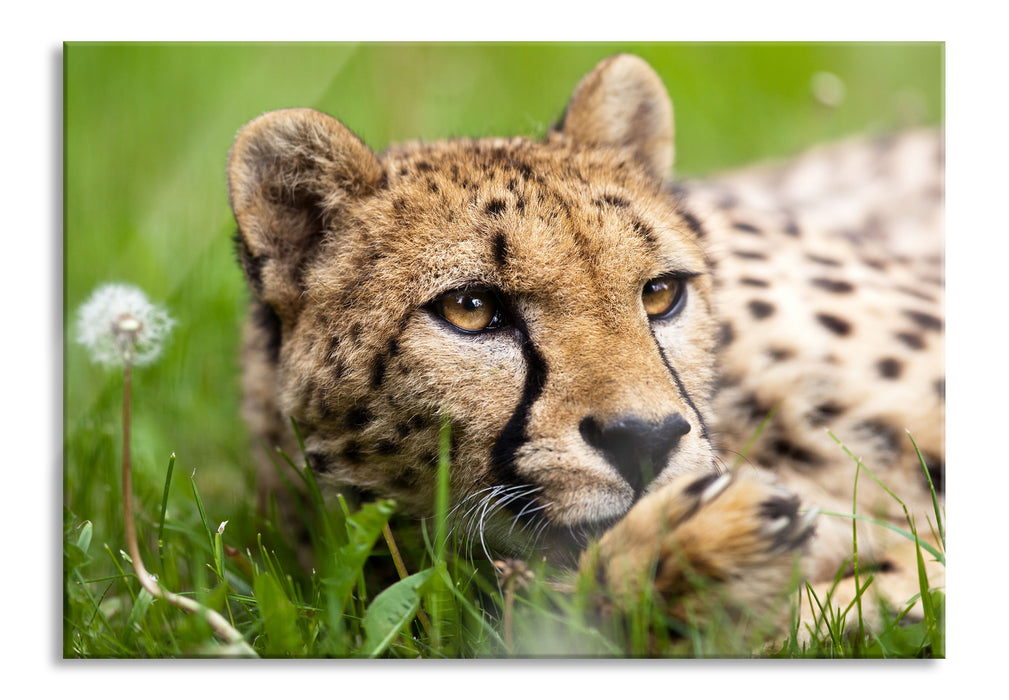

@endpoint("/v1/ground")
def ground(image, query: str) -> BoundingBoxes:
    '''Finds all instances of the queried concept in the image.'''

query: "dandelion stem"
[119,361,257,657]
[382,523,434,637]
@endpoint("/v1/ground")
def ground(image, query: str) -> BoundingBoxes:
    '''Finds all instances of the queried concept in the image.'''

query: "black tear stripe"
[649,329,710,442]
[488,329,548,522]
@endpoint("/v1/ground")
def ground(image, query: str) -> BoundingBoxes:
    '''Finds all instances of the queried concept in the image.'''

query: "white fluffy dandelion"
[75,283,175,367]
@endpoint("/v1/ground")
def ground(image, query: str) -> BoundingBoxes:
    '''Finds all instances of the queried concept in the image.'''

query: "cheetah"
[227,54,944,633]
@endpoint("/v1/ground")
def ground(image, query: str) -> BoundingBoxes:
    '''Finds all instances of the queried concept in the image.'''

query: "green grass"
[63,42,944,658]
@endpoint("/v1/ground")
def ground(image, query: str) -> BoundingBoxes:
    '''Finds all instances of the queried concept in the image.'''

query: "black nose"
[579,414,691,496]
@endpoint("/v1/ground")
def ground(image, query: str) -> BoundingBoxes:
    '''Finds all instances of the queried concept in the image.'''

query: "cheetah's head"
[228,55,719,563]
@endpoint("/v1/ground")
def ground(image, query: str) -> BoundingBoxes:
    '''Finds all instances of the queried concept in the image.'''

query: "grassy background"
[63,43,943,655]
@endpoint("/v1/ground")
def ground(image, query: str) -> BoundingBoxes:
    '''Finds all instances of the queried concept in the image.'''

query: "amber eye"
[642,275,687,319]
[434,288,506,332]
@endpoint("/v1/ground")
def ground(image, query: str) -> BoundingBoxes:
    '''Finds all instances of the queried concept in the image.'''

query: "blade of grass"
[189,468,215,557]
[906,430,945,549]
[731,402,779,469]
[818,511,944,564]
[850,441,865,650]
[909,515,942,655]
[157,453,176,571]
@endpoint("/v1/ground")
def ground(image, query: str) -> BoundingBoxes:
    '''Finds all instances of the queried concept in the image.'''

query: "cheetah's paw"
[580,469,818,626]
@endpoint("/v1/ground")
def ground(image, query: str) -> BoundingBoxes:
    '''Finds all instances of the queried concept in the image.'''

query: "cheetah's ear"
[228,108,384,321]
[557,54,674,181]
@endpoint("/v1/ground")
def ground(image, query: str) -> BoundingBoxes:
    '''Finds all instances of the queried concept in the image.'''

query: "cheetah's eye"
[433,288,507,333]
[642,275,687,320]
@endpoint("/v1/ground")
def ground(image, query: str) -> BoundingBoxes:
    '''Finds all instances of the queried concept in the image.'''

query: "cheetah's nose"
[579,413,691,497]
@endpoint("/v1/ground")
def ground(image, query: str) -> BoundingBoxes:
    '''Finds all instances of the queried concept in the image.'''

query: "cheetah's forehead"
[341,137,709,305]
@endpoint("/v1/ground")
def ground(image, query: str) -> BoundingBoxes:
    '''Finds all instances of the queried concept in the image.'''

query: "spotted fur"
[228,55,943,625]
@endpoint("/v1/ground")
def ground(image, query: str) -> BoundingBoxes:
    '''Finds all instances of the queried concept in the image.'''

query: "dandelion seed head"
[75,283,175,367]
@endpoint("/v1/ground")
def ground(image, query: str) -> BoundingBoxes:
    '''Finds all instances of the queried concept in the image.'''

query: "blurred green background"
[63,42,943,548]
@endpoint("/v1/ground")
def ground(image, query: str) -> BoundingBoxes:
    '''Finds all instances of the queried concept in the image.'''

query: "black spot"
[376,440,399,456]
[314,386,336,421]
[904,309,943,332]
[410,415,427,432]
[251,300,282,365]
[816,313,852,336]
[811,278,854,293]
[810,401,846,426]
[484,198,508,217]
[769,438,821,466]
[371,357,387,388]
[492,230,509,268]
[783,220,801,237]
[597,193,630,208]
[342,441,364,464]
[631,218,657,247]
[392,197,407,213]
[921,452,945,493]
[934,377,945,399]
[854,419,900,457]
[877,357,903,379]
[395,422,411,439]
[861,257,888,271]
[732,221,761,234]
[325,335,341,360]
[718,372,742,389]
[421,451,438,469]
[733,250,767,260]
[305,451,334,474]
[426,179,439,193]
[390,470,419,492]
[896,332,926,350]
[748,300,775,319]
[737,394,771,423]
[515,160,535,180]
[416,161,433,173]
[807,254,842,267]
[344,484,380,505]
[740,277,769,288]
[345,406,372,431]
[678,207,706,238]
[387,337,400,358]
[767,347,794,361]
[718,322,735,347]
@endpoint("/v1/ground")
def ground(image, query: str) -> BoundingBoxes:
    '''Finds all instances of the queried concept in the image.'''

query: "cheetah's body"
[228,55,943,622]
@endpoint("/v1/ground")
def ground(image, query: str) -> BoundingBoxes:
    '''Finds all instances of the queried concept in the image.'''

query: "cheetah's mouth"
[533,516,625,567]
[460,499,624,569]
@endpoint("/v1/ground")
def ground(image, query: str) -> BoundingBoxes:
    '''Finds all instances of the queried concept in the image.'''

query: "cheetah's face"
[229,56,719,561]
